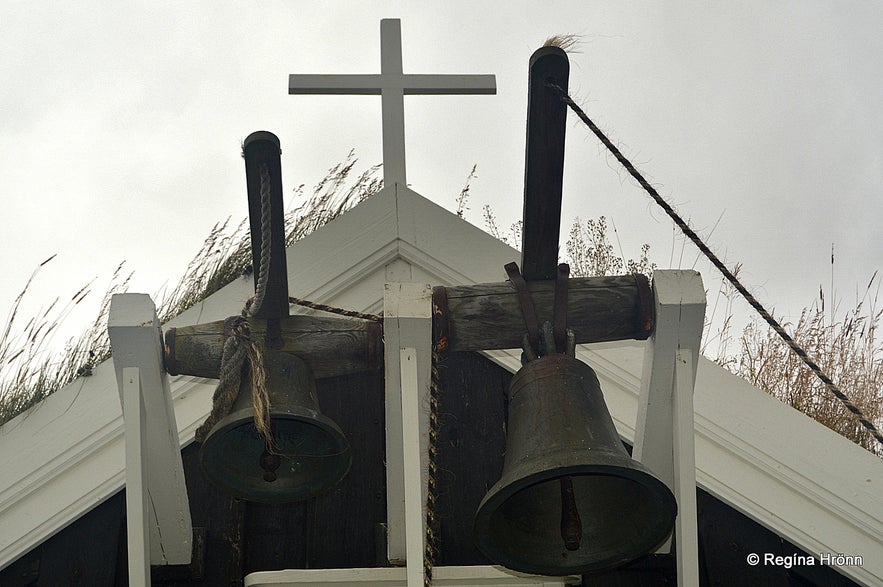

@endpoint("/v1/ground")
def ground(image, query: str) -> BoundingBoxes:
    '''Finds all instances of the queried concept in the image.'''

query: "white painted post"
[122,367,150,587]
[108,293,192,566]
[632,270,704,585]
[289,18,496,190]
[673,349,700,585]
[400,348,425,587]
[382,283,433,565]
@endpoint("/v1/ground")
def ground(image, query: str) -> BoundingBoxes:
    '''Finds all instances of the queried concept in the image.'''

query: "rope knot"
[194,299,275,452]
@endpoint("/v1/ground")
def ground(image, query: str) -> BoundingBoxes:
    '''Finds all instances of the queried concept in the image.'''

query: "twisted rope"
[194,300,273,449]
[198,162,272,449]
[547,82,883,450]
[289,296,382,322]
[250,162,273,318]
[424,346,442,586]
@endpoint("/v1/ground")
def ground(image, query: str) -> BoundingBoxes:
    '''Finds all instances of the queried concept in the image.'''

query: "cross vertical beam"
[380,19,407,190]
[289,18,496,189]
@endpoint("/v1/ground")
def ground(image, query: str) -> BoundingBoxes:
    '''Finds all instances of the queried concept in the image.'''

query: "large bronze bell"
[199,351,351,503]
[474,354,676,575]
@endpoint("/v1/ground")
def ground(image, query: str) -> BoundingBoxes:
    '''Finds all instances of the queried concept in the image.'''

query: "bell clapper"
[260,449,281,482]
[559,476,582,551]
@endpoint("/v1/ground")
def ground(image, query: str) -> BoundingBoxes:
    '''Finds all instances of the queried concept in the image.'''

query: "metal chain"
[547,81,883,451]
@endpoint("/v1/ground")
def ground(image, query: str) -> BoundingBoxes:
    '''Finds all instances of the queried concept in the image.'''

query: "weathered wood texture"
[243,132,289,322]
[435,275,653,352]
[242,369,388,573]
[521,46,569,282]
[435,352,510,567]
[164,315,383,380]
[5,492,124,586]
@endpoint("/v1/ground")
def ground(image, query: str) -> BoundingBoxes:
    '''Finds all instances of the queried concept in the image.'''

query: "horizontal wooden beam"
[433,274,653,352]
[163,315,382,380]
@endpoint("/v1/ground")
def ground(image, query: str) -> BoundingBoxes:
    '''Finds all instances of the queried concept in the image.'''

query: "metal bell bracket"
[504,261,573,361]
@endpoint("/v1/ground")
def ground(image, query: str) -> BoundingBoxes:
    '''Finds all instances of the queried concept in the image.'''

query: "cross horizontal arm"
[289,74,496,95]
[403,74,496,95]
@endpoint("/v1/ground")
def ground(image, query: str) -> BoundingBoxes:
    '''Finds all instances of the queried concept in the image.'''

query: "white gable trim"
[1,186,881,586]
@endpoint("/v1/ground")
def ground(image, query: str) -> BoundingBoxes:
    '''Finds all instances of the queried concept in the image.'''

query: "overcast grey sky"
[2,2,882,356]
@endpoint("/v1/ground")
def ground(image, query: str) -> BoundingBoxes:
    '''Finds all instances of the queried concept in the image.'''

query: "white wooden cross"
[289,18,496,189]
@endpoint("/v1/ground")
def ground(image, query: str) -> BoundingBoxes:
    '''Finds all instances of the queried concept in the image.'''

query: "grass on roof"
[0,152,381,427]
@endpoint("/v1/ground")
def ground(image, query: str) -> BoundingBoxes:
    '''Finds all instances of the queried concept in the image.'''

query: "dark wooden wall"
[0,352,862,586]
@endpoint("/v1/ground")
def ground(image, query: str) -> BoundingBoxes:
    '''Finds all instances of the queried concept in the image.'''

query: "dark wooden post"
[243,131,290,322]
[163,131,385,380]
[521,47,569,281]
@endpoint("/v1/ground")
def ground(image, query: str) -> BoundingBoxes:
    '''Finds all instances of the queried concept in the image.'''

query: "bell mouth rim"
[198,413,352,503]
[473,464,677,576]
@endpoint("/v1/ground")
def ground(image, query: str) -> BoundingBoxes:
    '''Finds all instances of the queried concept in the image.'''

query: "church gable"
[1,17,881,586]
[0,350,866,586]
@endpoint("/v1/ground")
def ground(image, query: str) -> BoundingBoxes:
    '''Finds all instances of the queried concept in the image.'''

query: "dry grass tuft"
[723,272,883,455]
[0,260,130,425]
[543,34,582,53]
[0,152,381,427]
[559,212,882,456]
[565,216,655,278]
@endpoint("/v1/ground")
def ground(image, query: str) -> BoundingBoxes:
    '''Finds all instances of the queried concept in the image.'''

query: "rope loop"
[194,299,275,452]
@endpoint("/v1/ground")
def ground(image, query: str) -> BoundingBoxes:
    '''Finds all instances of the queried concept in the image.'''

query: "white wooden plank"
[122,367,150,587]
[399,348,424,587]
[633,270,705,487]
[244,565,579,586]
[108,294,192,566]
[673,350,699,586]
[382,283,432,565]
[632,270,705,557]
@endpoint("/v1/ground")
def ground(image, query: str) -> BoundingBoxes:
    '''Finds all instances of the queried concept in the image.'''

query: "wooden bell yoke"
[163,48,653,384]
[163,132,383,381]
[433,46,653,353]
